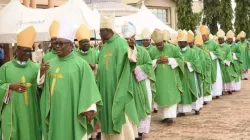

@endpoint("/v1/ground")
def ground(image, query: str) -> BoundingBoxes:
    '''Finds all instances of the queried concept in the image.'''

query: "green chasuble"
[237,40,250,70]
[144,44,156,56]
[0,59,41,140]
[73,45,79,53]
[43,50,57,63]
[132,46,156,121]
[76,48,98,64]
[45,49,50,54]
[203,39,221,83]
[201,49,212,97]
[191,46,207,96]
[97,34,139,134]
[219,43,237,83]
[40,52,102,140]
[150,43,184,106]
[228,43,244,81]
[180,47,201,104]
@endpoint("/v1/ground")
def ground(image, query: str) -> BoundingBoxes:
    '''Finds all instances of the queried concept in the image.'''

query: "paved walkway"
[146,79,250,140]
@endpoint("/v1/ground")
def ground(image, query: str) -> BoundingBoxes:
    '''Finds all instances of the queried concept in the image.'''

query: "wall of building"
[0,0,66,8]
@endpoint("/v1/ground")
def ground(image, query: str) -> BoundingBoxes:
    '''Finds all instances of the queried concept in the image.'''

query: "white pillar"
[48,0,54,8]
[31,0,36,8]
[170,7,176,30]
[23,0,30,7]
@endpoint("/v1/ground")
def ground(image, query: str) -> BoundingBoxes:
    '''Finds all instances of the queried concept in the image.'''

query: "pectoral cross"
[21,76,32,105]
[104,51,113,70]
[161,52,167,68]
[49,67,63,96]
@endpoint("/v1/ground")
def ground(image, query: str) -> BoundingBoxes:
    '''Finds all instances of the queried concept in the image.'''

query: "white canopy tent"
[114,4,177,39]
[0,0,97,43]
[92,4,177,40]
[0,0,177,42]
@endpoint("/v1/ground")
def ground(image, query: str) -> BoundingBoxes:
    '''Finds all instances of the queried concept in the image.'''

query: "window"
[149,8,170,24]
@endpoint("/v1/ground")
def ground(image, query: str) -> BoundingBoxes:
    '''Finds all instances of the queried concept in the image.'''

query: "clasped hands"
[83,111,95,124]
[157,57,169,64]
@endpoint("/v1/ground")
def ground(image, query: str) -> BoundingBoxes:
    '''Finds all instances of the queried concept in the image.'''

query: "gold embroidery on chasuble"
[161,52,167,68]
[49,67,63,96]
[104,51,113,70]
[21,76,32,105]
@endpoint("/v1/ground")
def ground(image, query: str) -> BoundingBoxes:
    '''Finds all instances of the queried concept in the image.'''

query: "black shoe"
[195,110,200,115]
[216,96,220,99]
[161,118,168,123]
[138,133,143,137]
[228,91,232,95]
[166,118,174,125]
[135,138,142,140]
[96,132,101,139]
[232,90,236,92]
[244,78,248,80]
[203,101,208,105]
[153,109,158,113]
[177,113,185,117]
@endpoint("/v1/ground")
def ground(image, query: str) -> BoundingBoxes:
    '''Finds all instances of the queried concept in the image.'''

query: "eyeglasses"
[54,41,71,47]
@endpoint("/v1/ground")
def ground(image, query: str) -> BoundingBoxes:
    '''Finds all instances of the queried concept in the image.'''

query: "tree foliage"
[202,0,221,35]
[219,0,233,33]
[234,0,250,37]
[175,0,201,32]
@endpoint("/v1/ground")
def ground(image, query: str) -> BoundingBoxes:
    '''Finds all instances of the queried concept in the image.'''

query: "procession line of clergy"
[0,12,249,140]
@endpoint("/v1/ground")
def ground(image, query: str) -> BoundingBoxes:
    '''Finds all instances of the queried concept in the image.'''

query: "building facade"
[0,0,66,9]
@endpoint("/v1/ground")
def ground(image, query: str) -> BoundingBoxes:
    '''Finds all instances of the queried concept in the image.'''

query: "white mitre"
[122,21,136,38]
[57,19,77,42]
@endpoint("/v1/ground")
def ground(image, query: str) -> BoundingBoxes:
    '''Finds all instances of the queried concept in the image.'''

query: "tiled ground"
[146,79,250,140]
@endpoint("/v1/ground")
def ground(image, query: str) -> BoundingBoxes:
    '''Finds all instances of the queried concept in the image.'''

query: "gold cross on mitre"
[161,52,167,68]
[21,76,32,105]
[49,67,63,96]
[104,51,113,70]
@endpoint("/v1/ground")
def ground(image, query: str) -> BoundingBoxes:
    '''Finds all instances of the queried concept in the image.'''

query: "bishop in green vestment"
[177,30,202,116]
[149,29,183,124]
[194,35,212,104]
[0,26,41,140]
[122,22,156,137]
[226,30,243,91]
[200,25,223,98]
[141,28,155,55]
[40,20,102,140]
[76,24,98,75]
[217,29,237,94]
[237,31,250,80]
[188,31,207,109]
[141,28,158,113]
[43,20,60,63]
[98,15,139,140]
